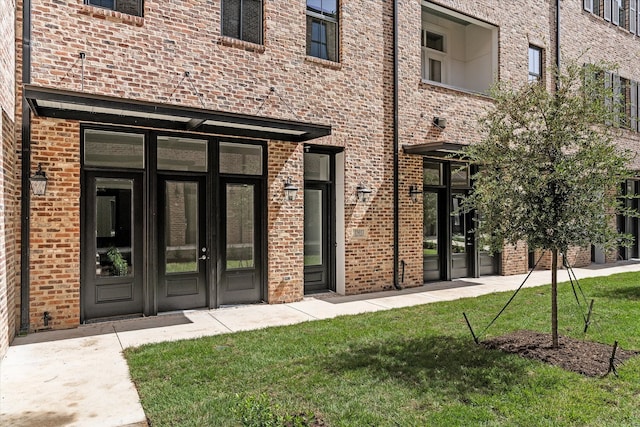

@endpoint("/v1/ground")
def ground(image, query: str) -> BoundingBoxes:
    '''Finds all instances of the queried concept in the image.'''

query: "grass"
[125,272,640,426]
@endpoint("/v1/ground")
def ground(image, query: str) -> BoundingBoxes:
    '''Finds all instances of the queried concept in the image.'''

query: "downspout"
[556,0,561,82]
[392,0,401,289]
[20,0,32,334]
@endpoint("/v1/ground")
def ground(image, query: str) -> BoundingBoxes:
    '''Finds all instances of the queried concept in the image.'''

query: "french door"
[82,172,144,320]
[156,176,208,311]
[218,179,263,305]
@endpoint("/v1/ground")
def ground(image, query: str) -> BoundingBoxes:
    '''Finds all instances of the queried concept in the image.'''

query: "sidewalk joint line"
[112,325,125,350]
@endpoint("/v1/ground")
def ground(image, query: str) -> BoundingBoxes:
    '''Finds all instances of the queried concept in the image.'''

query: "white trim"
[335,152,345,295]
[422,1,495,29]
[584,0,593,13]
[631,0,637,34]
[632,81,639,132]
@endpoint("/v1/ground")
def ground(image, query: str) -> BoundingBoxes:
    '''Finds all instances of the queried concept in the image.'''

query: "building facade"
[2,0,640,352]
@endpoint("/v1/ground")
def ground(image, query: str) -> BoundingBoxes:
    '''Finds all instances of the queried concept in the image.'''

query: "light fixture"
[433,116,447,129]
[30,163,48,196]
[356,183,372,203]
[409,185,422,203]
[283,177,298,201]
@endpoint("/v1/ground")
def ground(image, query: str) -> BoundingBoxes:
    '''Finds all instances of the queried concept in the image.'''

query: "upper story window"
[222,0,263,45]
[528,45,543,83]
[306,0,339,62]
[587,65,640,132]
[85,0,143,16]
[584,0,640,35]
[421,2,498,93]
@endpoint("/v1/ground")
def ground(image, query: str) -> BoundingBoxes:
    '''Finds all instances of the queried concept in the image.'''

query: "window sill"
[305,56,342,70]
[78,4,144,27]
[218,36,265,53]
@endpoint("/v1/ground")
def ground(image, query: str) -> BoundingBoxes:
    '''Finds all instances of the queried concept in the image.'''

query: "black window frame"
[84,0,143,17]
[306,0,339,62]
[221,0,264,45]
[528,45,543,83]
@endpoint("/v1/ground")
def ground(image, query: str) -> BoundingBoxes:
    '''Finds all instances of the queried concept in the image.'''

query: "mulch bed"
[482,330,639,377]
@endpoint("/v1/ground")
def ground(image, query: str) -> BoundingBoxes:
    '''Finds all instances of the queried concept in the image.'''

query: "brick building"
[1,0,640,353]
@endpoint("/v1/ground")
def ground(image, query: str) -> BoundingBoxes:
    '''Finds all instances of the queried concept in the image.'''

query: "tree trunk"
[551,248,559,348]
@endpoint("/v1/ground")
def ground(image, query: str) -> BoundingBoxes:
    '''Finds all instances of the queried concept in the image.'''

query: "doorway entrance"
[304,151,335,293]
[81,127,267,321]
[219,179,263,305]
[82,172,144,320]
[157,177,207,311]
[423,160,498,282]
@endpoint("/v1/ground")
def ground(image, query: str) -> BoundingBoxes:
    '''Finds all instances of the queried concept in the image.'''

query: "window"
[222,0,263,45]
[219,142,263,175]
[590,67,640,132]
[528,45,543,83]
[306,0,339,62]
[84,129,145,169]
[421,3,498,93]
[85,0,143,16]
[585,0,640,34]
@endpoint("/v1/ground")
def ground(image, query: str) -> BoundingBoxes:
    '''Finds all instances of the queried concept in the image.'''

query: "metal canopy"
[402,141,466,157]
[24,85,332,142]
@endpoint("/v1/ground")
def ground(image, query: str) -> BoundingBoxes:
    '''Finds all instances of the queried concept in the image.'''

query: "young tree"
[464,60,637,348]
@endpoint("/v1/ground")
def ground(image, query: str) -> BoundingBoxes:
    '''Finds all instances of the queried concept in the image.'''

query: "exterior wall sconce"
[356,183,372,203]
[30,163,48,196]
[433,116,447,129]
[283,177,298,201]
[409,184,422,203]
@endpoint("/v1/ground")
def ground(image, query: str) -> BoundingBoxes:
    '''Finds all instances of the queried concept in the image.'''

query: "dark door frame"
[156,174,209,311]
[303,148,336,294]
[80,170,145,322]
[81,125,269,319]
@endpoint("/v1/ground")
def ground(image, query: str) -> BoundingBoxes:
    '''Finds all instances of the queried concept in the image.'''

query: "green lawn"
[125,272,640,426]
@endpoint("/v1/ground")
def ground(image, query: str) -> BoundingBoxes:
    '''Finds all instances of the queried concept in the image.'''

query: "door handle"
[199,255,207,260]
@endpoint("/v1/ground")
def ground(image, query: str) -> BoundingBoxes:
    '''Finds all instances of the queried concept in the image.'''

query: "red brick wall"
[267,142,304,303]
[12,0,640,330]
[28,119,81,330]
[0,0,16,356]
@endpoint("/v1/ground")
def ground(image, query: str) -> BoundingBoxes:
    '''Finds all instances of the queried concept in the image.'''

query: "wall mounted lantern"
[433,116,447,129]
[356,183,372,203]
[30,163,48,196]
[409,184,423,203]
[284,177,298,201]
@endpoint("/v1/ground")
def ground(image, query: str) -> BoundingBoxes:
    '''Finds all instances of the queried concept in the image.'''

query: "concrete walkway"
[2,261,640,427]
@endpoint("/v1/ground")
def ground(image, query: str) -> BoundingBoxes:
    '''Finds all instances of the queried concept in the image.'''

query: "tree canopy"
[464,60,637,256]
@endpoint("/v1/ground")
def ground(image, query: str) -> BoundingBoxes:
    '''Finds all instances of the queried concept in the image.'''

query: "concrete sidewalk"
[2,262,640,427]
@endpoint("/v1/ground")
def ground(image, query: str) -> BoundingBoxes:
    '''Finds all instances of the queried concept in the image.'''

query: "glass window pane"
[84,129,144,169]
[452,195,466,254]
[242,0,262,44]
[426,32,443,51]
[304,153,330,181]
[95,178,133,277]
[424,161,442,186]
[226,184,255,269]
[304,189,323,266]
[219,142,263,175]
[451,163,470,187]
[157,136,208,172]
[165,182,198,274]
[429,58,442,82]
[423,192,438,256]
[222,0,241,39]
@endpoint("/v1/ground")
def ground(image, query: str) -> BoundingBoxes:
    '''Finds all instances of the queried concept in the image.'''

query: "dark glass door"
[304,183,331,292]
[82,172,143,321]
[451,193,472,279]
[423,190,440,281]
[219,180,262,305]
[157,177,207,311]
